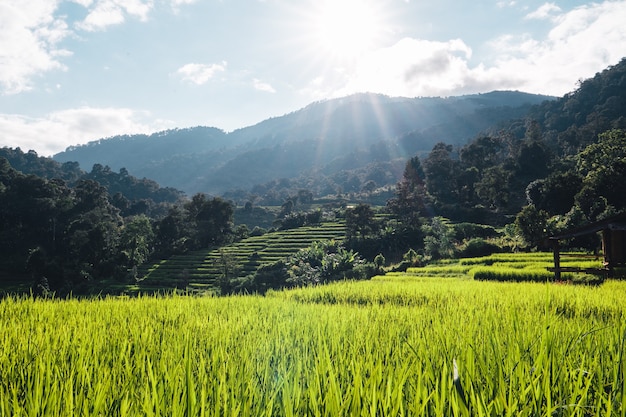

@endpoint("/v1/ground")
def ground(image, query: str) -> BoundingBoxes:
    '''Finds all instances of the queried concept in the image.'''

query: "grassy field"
[1,266,625,416]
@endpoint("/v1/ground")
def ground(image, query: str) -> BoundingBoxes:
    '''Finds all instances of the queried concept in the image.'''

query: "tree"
[345,203,378,240]
[514,205,549,247]
[215,249,241,295]
[65,182,123,281]
[516,140,551,181]
[422,217,456,259]
[576,129,626,213]
[154,206,188,257]
[475,166,511,210]
[525,171,582,215]
[297,189,314,205]
[388,156,429,222]
[423,143,459,205]
[119,215,154,272]
[460,136,504,174]
[286,240,364,286]
[185,194,234,249]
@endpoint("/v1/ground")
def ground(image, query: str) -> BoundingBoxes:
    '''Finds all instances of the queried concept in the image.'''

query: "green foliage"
[275,209,323,230]
[526,170,582,215]
[119,215,154,270]
[286,240,365,286]
[575,129,626,218]
[423,142,459,205]
[184,193,234,249]
[458,238,500,258]
[387,155,429,223]
[514,205,550,247]
[374,253,385,269]
[422,216,456,259]
[345,203,378,240]
[452,222,500,241]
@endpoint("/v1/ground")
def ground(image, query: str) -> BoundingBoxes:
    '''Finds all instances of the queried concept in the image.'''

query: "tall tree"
[345,203,378,240]
[423,143,459,205]
[119,215,154,270]
[574,129,626,218]
[185,194,234,249]
[388,156,429,222]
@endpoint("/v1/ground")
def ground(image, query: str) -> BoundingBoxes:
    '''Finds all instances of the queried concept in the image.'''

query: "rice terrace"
[3,47,626,417]
[1,251,625,416]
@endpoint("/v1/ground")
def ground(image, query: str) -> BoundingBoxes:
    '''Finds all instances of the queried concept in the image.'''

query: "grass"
[1,273,625,416]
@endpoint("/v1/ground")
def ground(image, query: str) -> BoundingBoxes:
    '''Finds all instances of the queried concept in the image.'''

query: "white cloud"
[253,78,276,93]
[497,1,517,8]
[0,1,71,94]
[307,0,626,99]
[307,38,493,98]
[493,1,626,95]
[0,107,171,156]
[176,62,227,85]
[525,2,562,20]
[170,0,197,12]
[76,0,153,31]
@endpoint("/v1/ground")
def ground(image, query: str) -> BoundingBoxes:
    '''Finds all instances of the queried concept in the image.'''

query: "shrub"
[459,238,500,258]
[453,223,500,240]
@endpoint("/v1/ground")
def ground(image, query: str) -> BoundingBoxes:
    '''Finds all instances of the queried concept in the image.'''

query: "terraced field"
[136,222,345,293]
[393,251,606,283]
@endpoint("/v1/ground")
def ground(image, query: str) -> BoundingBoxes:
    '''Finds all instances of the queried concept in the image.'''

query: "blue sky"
[1,0,626,156]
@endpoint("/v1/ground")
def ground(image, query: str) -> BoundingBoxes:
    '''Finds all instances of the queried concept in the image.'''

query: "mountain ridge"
[53,90,554,196]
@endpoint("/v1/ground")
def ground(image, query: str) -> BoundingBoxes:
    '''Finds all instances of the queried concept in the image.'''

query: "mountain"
[53,91,554,196]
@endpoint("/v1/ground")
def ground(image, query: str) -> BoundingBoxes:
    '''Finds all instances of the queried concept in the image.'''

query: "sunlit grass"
[1,275,625,416]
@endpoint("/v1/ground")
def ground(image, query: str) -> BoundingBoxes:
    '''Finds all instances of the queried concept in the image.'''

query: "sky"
[1,0,626,156]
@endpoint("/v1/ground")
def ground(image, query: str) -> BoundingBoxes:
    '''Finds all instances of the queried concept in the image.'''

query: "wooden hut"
[548,212,626,280]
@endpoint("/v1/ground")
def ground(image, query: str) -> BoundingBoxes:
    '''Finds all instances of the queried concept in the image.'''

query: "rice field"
[1,273,625,416]
[135,222,346,294]
[405,252,606,284]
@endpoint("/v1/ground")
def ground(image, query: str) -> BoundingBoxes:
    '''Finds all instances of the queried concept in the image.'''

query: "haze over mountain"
[53,90,553,196]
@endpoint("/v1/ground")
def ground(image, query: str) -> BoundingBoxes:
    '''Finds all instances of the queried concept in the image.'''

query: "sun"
[308,0,385,59]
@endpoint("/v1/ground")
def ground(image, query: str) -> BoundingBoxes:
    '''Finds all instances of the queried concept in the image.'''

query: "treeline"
[0,153,235,295]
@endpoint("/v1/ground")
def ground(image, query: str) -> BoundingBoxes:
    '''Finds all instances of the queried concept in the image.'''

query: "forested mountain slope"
[53,91,552,196]
[410,58,626,228]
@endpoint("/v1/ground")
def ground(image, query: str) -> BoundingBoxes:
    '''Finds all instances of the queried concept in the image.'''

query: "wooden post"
[602,229,612,269]
[552,239,561,281]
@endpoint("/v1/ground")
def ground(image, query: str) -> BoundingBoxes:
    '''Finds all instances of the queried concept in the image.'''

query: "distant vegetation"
[1,58,626,295]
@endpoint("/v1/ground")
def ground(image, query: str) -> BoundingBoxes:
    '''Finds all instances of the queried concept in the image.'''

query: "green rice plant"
[405,265,475,277]
[0,278,625,416]
[459,252,555,265]
[470,266,573,282]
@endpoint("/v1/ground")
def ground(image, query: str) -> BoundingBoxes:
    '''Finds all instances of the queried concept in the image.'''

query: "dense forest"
[1,58,625,295]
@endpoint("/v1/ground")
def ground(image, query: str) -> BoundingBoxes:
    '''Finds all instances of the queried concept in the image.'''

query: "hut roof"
[549,212,626,240]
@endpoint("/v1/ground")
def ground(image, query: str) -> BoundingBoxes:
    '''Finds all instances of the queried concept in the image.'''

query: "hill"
[53,91,553,196]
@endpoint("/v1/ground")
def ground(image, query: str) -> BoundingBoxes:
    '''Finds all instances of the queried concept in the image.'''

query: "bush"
[453,223,500,240]
[250,226,267,236]
[252,261,289,294]
[459,238,500,258]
